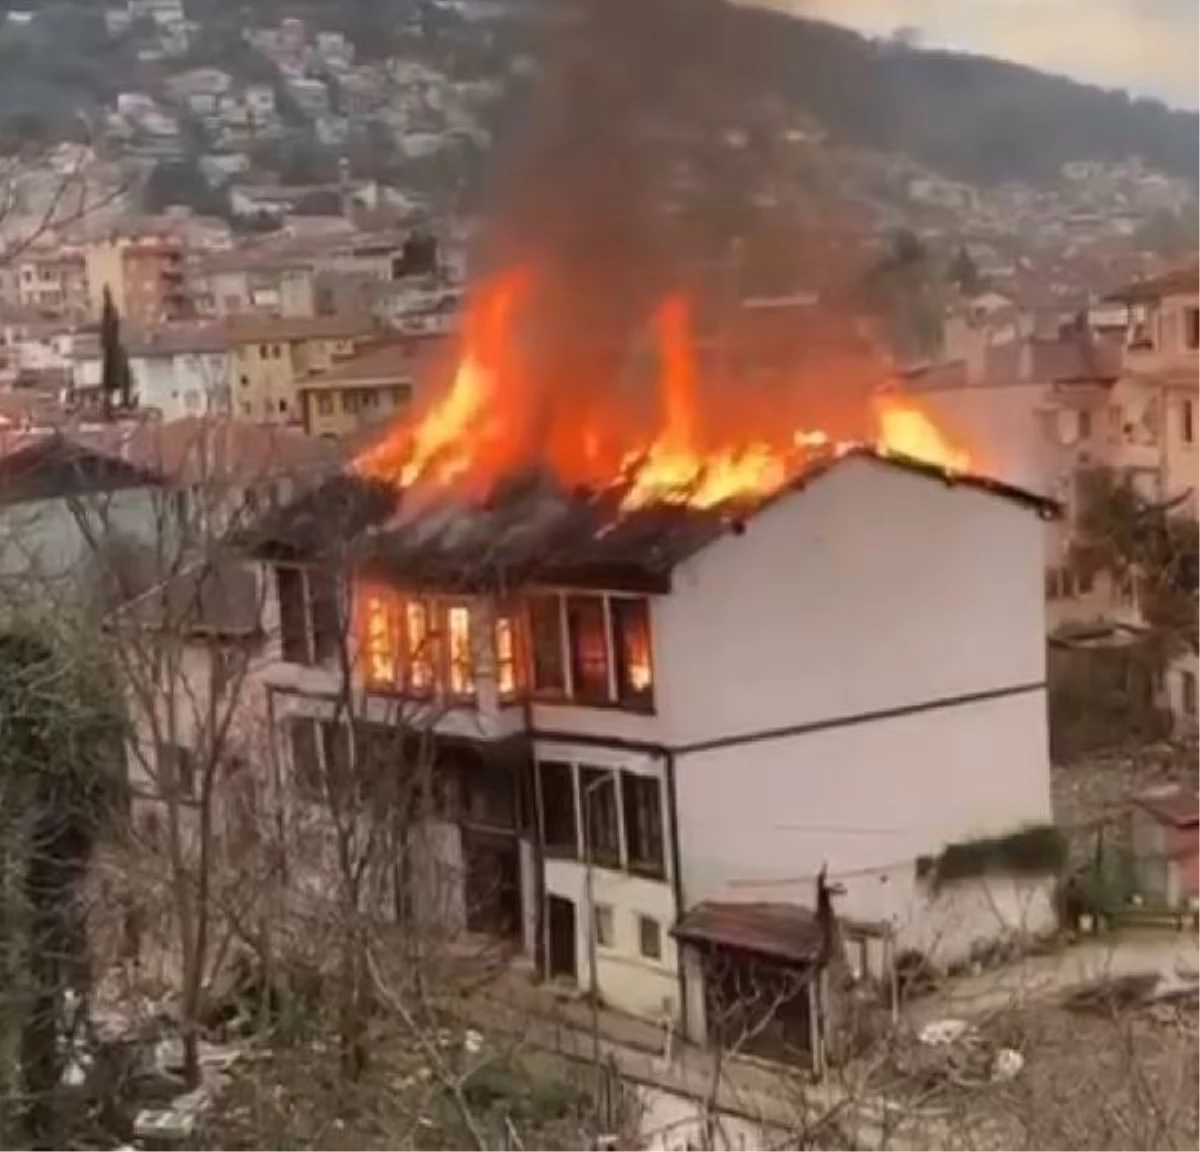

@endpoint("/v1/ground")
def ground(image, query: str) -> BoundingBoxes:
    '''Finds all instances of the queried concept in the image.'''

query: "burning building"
[246,266,1060,1061]
[243,0,1061,1063]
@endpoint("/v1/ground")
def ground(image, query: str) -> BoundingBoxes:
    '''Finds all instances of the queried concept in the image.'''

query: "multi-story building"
[83,229,189,325]
[245,448,1058,1063]
[126,325,234,420]
[192,250,318,319]
[227,314,378,424]
[297,337,438,438]
[15,247,89,317]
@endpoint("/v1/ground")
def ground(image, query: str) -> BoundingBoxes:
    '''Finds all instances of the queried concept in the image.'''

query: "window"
[1182,670,1197,717]
[1076,565,1095,595]
[1183,399,1195,446]
[594,903,615,948]
[638,915,662,961]
[1185,307,1199,352]
[580,766,619,866]
[567,595,609,702]
[494,615,517,697]
[316,392,333,416]
[276,566,340,665]
[1077,409,1092,441]
[446,604,474,695]
[277,398,288,413]
[528,594,565,694]
[342,390,358,414]
[159,742,196,800]
[259,343,271,358]
[239,374,249,387]
[272,343,283,359]
[538,760,577,856]
[277,566,310,662]
[610,597,654,708]
[290,718,321,799]
[622,771,665,878]
[361,590,398,687]
[405,599,435,692]
[320,721,353,802]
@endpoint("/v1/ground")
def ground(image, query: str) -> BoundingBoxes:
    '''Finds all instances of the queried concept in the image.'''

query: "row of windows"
[593,903,663,962]
[312,384,411,417]
[354,585,656,712]
[528,592,654,710]
[538,759,665,880]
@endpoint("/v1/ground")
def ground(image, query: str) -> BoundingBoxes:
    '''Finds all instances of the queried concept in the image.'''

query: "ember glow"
[354,269,970,509]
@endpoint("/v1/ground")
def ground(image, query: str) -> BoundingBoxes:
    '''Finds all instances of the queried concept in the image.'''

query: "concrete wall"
[656,457,1055,962]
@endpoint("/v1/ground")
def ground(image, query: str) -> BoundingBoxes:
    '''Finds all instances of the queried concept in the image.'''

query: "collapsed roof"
[245,448,1058,596]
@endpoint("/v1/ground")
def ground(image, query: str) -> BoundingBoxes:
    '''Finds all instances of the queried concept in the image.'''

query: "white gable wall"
[656,457,1055,963]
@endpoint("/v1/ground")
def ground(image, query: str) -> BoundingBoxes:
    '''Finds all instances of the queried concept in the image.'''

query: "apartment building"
[84,229,189,325]
[297,336,441,437]
[247,448,1058,1064]
[227,314,379,424]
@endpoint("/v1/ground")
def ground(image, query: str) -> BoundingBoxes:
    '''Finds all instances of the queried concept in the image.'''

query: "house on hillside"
[242,448,1060,1066]
[126,325,234,420]
[297,337,442,438]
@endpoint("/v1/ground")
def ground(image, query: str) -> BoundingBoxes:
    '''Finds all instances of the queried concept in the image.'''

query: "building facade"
[249,451,1058,1055]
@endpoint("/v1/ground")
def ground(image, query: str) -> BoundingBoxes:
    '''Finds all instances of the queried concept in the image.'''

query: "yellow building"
[298,336,443,438]
[228,314,379,424]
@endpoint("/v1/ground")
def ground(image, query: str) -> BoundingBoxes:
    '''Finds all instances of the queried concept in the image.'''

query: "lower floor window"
[638,914,662,960]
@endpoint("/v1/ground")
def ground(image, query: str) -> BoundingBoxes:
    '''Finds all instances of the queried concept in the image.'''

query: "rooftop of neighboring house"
[1105,263,1200,304]
[125,323,231,357]
[246,448,1058,595]
[226,313,380,345]
[904,331,1122,393]
[78,416,346,489]
[298,335,443,388]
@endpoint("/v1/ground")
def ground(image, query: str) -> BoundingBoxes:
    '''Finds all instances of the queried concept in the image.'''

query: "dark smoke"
[472,0,889,443]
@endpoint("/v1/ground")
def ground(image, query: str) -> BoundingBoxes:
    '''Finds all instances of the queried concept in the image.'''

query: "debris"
[919,1018,973,1046]
[134,1085,211,1144]
[990,1047,1024,1081]
[463,1028,484,1055]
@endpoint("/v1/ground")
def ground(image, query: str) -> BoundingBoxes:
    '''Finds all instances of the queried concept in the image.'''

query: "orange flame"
[354,268,971,508]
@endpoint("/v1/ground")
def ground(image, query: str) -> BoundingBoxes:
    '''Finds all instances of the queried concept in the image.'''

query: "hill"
[701,7,1198,187]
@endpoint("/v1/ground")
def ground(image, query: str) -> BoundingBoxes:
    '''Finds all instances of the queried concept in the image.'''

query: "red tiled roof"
[78,416,345,486]
[1134,784,1199,828]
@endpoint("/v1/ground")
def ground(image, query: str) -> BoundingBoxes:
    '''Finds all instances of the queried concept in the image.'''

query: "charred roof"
[243,448,1058,595]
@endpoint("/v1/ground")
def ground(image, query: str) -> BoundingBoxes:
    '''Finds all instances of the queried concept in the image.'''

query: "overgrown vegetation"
[916,824,1067,889]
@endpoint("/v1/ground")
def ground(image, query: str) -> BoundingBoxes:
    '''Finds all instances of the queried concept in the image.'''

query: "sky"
[747,0,1199,109]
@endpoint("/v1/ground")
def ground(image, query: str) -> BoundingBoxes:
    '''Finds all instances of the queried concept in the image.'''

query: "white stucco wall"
[131,351,232,419]
[656,456,1055,962]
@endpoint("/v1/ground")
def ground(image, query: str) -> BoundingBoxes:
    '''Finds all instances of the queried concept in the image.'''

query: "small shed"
[1130,785,1199,909]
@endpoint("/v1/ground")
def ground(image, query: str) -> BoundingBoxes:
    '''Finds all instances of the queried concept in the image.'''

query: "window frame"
[580,765,621,869]
[621,770,666,880]
[527,590,656,712]
[637,914,662,961]
[537,759,578,859]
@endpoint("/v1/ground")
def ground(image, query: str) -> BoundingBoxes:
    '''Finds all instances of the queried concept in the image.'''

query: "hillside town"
[0,0,1195,1149]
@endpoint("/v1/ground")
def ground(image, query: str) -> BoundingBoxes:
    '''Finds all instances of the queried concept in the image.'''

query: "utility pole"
[582,770,617,1068]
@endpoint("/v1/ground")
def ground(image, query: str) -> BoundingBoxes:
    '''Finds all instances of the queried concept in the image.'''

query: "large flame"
[354,269,970,508]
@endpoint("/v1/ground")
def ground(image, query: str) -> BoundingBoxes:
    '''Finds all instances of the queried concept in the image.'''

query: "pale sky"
[746,0,1199,109]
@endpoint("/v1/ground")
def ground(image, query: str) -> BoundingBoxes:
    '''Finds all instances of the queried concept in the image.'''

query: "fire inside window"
[495,615,517,696]
[406,599,433,692]
[364,594,397,685]
[446,604,473,696]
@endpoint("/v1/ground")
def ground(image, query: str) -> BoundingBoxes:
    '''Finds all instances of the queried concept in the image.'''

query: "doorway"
[546,895,577,982]
[463,829,521,939]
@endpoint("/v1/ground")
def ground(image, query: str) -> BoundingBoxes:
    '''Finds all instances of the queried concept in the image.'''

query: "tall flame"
[355,268,971,507]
